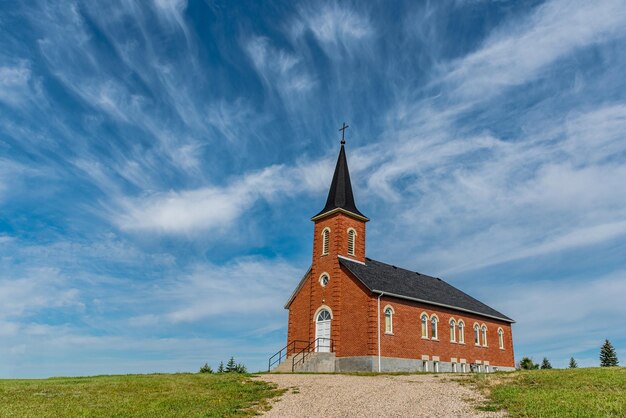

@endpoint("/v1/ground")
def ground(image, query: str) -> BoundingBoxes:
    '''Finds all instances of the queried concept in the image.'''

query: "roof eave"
[311,207,369,222]
[372,289,515,323]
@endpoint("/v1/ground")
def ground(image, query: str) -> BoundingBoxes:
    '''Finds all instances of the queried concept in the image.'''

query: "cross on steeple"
[339,122,349,145]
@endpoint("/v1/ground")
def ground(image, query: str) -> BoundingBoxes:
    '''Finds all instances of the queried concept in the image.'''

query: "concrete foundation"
[311,355,514,373]
[273,354,515,373]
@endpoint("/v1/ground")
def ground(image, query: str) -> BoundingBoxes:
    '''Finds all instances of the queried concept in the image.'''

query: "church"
[270,131,515,373]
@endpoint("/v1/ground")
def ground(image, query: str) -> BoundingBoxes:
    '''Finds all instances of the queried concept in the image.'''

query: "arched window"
[384,306,393,334]
[347,228,356,256]
[317,310,331,321]
[498,328,504,350]
[430,315,438,340]
[322,228,330,255]
[481,325,488,347]
[319,273,329,287]
[421,313,429,338]
[458,321,465,344]
[449,319,457,342]
[474,324,480,346]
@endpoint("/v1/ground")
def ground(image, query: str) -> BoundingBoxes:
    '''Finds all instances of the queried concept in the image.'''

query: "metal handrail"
[292,338,334,371]
[268,340,308,371]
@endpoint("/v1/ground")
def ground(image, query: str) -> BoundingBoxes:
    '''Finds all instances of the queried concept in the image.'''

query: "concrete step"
[271,352,336,373]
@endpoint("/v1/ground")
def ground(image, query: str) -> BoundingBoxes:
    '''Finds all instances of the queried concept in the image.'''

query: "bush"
[519,357,539,370]
[199,363,213,374]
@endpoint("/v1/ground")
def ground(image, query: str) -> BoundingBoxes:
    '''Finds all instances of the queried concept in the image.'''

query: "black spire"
[312,141,367,220]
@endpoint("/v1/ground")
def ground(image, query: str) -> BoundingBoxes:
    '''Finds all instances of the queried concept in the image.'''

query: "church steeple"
[311,130,368,222]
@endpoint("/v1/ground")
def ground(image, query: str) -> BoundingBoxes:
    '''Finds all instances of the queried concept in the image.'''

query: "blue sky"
[1,0,626,377]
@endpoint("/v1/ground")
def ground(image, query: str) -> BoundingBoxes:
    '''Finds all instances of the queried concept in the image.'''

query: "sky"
[1,0,626,377]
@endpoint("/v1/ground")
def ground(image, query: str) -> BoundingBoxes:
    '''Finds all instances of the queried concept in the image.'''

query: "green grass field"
[0,373,284,418]
[469,367,626,417]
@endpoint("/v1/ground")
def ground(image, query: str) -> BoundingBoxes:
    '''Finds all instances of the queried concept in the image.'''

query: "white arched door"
[315,309,332,352]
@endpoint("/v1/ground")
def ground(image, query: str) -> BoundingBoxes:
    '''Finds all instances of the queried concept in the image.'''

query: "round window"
[320,274,329,287]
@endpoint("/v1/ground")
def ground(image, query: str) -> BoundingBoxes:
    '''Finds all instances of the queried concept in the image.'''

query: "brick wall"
[377,295,515,367]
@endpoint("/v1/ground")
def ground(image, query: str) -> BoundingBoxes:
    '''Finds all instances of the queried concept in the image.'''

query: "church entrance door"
[315,309,331,352]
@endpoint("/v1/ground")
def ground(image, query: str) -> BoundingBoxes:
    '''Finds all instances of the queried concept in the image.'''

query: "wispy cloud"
[444,0,626,100]
[0,64,31,105]
[0,268,81,324]
[291,2,374,55]
[114,165,293,233]
[245,35,316,102]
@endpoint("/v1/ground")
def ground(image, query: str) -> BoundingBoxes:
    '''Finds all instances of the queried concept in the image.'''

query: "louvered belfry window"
[322,228,330,255]
[347,229,355,256]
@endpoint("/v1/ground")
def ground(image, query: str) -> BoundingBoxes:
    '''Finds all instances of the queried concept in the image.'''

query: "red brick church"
[270,133,515,373]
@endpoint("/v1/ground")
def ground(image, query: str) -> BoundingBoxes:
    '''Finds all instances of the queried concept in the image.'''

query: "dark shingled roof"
[339,257,514,322]
[313,144,366,219]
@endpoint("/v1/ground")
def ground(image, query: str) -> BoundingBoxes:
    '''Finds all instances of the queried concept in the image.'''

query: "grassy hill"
[469,367,626,417]
[0,373,283,417]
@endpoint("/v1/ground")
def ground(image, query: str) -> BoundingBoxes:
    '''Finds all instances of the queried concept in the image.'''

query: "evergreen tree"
[217,361,224,373]
[600,339,619,367]
[568,357,578,368]
[540,357,552,369]
[199,363,213,373]
[226,356,237,372]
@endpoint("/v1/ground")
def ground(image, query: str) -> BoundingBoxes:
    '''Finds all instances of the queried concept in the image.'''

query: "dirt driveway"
[257,374,505,417]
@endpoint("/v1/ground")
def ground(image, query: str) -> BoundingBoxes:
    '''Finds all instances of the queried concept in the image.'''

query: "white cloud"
[159,257,300,323]
[0,63,37,107]
[292,3,373,50]
[245,36,315,99]
[445,0,626,100]
[115,165,293,233]
[0,268,81,321]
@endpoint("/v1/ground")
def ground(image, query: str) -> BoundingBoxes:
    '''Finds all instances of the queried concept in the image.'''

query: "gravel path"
[257,374,505,417]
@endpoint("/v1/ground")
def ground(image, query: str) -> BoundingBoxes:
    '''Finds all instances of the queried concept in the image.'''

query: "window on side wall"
[474,324,480,346]
[421,314,428,338]
[481,325,488,347]
[384,307,393,334]
[449,319,456,342]
[430,316,438,340]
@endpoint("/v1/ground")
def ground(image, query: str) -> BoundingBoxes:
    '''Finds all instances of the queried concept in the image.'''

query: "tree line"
[519,339,619,370]
[198,357,247,374]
